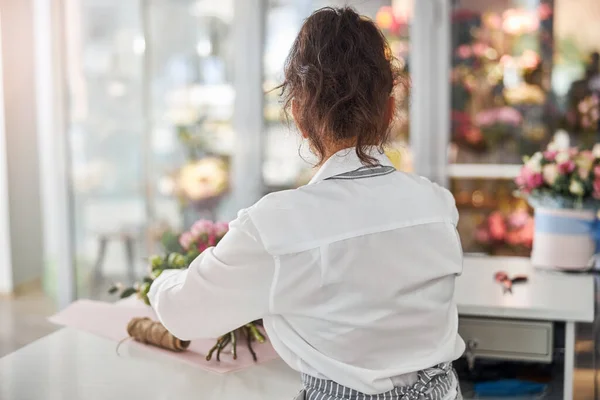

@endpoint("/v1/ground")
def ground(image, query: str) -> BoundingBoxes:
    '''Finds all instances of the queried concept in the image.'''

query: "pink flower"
[528,172,544,188]
[475,109,496,127]
[488,212,507,241]
[508,210,530,228]
[489,221,506,241]
[486,13,502,30]
[594,179,600,199]
[472,42,488,57]
[543,150,558,161]
[595,165,600,178]
[476,228,490,244]
[456,45,472,59]
[581,150,594,161]
[179,232,194,250]
[558,160,576,174]
[213,222,229,239]
[207,234,216,247]
[475,107,522,127]
[190,220,214,238]
[518,166,544,190]
[496,107,523,126]
[505,231,521,246]
[464,127,483,144]
[197,242,208,253]
[516,166,532,191]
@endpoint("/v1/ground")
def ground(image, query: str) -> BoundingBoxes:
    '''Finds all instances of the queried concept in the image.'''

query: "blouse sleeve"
[148,210,275,340]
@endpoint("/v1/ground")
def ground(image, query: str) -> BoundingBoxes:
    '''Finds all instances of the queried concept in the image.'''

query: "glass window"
[452,178,533,257]
[450,0,555,165]
[147,0,235,229]
[65,0,146,298]
[64,0,235,299]
[448,0,600,256]
[263,0,413,190]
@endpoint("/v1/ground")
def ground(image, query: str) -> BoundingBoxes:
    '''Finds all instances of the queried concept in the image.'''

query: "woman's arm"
[148,210,275,340]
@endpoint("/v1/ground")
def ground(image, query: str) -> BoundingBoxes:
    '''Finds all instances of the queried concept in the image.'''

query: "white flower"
[593,143,600,159]
[552,129,570,150]
[555,151,570,164]
[543,164,558,185]
[569,179,584,196]
[525,155,542,173]
[546,141,559,152]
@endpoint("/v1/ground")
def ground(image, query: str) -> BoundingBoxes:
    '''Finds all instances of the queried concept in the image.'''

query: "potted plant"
[515,144,600,269]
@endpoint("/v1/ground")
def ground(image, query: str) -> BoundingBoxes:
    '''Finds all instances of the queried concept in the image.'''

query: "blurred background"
[1,0,600,377]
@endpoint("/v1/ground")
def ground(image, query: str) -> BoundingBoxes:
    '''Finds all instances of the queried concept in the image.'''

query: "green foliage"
[161,231,184,254]
[120,287,137,299]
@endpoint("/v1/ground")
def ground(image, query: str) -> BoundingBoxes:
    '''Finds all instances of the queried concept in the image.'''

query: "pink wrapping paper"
[49,299,280,373]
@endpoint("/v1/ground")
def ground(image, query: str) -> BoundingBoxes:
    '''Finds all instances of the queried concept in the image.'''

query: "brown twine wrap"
[127,317,190,352]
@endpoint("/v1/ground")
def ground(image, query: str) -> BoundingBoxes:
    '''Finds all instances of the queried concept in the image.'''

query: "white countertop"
[0,257,595,400]
[0,328,301,400]
[456,257,595,323]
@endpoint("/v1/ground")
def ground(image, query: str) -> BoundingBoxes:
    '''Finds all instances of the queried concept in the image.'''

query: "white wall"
[0,12,13,294]
[0,0,45,288]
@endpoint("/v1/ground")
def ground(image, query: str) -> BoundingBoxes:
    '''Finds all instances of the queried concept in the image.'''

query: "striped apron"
[295,363,461,400]
[291,165,462,399]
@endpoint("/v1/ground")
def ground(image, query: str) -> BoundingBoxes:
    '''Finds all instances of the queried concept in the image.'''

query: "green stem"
[246,323,265,343]
[231,331,237,360]
[244,326,257,362]
[216,334,231,362]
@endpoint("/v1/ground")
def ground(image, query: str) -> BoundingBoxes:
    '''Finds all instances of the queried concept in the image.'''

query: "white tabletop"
[455,256,595,323]
[1,257,595,400]
[0,328,301,400]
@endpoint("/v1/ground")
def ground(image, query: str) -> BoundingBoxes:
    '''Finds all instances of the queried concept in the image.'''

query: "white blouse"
[149,148,466,395]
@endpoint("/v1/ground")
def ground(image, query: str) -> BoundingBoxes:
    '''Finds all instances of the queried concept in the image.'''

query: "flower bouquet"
[110,219,266,361]
[475,209,533,257]
[174,157,229,212]
[474,106,522,148]
[515,144,600,269]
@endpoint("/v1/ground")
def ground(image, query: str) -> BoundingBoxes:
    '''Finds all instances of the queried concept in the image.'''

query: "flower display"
[174,157,229,203]
[476,209,534,254]
[515,143,600,208]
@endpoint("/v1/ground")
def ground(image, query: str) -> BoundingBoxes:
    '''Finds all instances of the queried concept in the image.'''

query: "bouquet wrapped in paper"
[110,219,266,361]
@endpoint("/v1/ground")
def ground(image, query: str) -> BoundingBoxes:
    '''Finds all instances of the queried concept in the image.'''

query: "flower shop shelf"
[448,164,522,179]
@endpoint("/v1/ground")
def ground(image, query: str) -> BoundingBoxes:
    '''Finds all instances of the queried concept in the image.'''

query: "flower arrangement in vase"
[110,219,266,361]
[515,143,600,269]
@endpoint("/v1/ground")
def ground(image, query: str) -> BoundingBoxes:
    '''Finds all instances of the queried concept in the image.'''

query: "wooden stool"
[93,229,137,284]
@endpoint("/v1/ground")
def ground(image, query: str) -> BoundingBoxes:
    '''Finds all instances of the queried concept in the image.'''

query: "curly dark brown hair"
[278,6,406,166]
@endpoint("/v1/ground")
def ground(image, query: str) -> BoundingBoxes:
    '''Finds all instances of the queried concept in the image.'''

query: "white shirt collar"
[308,147,394,184]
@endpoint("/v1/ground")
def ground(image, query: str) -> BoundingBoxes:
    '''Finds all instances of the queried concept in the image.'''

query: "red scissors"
[494,271,528,294]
